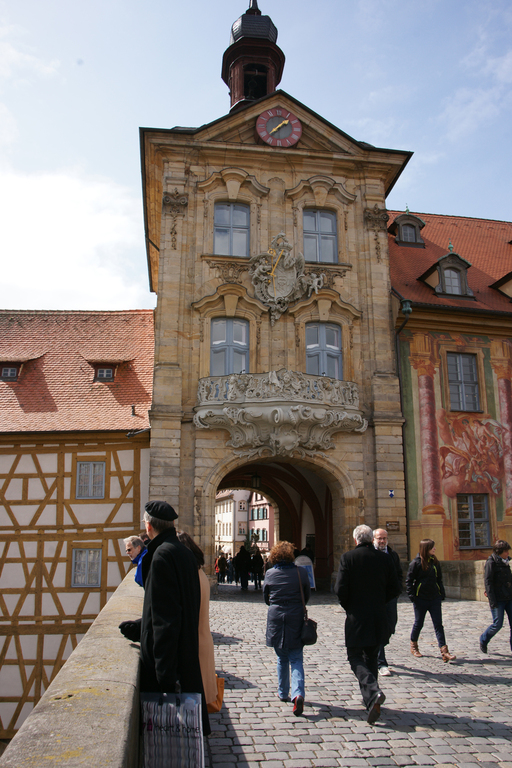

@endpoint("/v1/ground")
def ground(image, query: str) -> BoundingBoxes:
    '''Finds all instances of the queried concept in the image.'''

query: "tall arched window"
[211,318,249,376]
[306,322,343,379]
[214,203,250,258]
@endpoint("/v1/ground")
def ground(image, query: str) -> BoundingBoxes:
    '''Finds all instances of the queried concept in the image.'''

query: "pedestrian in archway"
[263,541,310,716]
[479,539,512,654]
[234,545,251,590]
[251,548,264,589]
[406,539,456,662]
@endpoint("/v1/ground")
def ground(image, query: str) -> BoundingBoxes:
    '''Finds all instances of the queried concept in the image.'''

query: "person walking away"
[217,553,227,584]
[226,556,234,584]
[235,544,251,590]
[406,538,456,663]
[373,528,402,676]
[123,535,147,587]
[263,541,310,716]
[479,539,512,654]
[335,524,401,724]
[251,549,264,590]
[177,530,219,709]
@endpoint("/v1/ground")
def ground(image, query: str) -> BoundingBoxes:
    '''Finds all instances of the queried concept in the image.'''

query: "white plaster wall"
[37,453,58,472]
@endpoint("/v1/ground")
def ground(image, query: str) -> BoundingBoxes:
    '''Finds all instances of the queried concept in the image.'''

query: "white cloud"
[0,167,156,310]
[0,24,59,82]
[437,86,502,142]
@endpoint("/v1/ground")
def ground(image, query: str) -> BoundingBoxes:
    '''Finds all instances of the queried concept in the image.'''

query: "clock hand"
[269,119,289,135]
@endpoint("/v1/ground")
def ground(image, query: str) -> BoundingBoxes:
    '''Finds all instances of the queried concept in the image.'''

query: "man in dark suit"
[335,524,401,724]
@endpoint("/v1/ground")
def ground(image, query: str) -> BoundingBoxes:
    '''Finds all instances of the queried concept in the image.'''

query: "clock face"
[255,108,302,148]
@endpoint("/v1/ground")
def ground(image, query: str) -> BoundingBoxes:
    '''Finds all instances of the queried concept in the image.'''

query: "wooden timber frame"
[0,429,150,739]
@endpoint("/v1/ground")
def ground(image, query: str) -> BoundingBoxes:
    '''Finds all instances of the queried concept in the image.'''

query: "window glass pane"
[449,383,462,411]
[87,550,101,585]
[457,496,469,518]
[97,368,113,379]
[444,269,462,294]
[319,211,336,233]
[306,354,320,375]
[306,325,319,348]
[211,349,226,376]
[211,320,226,344]
[92,463,105,498]
[232,205,249,227]
[232,229,248,258]
[77,463,91,498]
[214,204,230,226]
[2,367,17,378]
[474,522,490,547]
[303,211,317,232]
[462,356,477,382]
[232,321,247,345]
[214,228,230,255]
[326,354,339,379]
[458,522,471,548]
[232,350,246,374]
[472,495,487,518]
[303,234,318,261]
[402,224,416,242]
[325,325,339,349]
[73,550,87,586]
[320,236,336,263]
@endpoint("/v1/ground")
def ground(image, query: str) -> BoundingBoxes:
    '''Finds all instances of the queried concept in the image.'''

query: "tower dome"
[222,1,285,112]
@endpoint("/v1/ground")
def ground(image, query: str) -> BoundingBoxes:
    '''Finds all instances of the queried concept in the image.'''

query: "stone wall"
[442,559,487,601]
[0,572,143,768]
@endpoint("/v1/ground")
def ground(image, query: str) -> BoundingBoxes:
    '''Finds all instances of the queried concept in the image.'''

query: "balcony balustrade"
[194,369,367,458]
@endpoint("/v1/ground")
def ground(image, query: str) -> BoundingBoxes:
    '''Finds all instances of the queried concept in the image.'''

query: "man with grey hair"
[123,535,146,587]
[335,524,401,724]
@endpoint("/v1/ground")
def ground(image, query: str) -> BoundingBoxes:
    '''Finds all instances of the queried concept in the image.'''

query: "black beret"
[144,500,178,521]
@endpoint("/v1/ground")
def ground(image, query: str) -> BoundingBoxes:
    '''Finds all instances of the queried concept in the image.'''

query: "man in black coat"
[373,528,403,676]
[335,524,401,724]
[120,500,210,736]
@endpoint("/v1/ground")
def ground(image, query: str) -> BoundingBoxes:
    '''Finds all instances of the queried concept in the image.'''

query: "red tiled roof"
[0,311,154,433]
[388,211,512,313]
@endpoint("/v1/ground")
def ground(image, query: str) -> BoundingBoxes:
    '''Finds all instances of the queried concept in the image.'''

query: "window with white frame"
[95,366,114,381]
[444,269,462,295]
[447,353,480,411]
[457,494,490,548]
[214,203,250,258]
[1,365,19,380]
[76,461,105,499]
[211,318,249,376]
[306,322,343,379]
[72,548,101,587]
[303,209,337,263]
[238,500,247,511]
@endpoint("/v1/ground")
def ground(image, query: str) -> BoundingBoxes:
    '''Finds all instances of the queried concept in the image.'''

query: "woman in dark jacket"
[406,539,456,662]
[263,541,310,716]
[479,539,512,653]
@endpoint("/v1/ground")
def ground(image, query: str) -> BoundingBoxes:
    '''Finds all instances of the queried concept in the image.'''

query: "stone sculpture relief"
[250,233,325,324]
[194,369,367,459]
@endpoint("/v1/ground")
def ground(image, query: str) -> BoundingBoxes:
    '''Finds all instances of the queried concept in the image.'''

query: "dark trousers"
[253,571,262,589]
[347,645,380,709]
[480,599,512,649]
[411,596,446,647]
[239,571,249,590]
[378,597,398,668]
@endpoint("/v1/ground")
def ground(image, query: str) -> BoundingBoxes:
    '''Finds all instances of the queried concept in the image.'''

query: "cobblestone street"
[206,585,512,768]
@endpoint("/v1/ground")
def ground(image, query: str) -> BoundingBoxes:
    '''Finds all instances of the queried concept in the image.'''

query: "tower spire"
[222,2,285,111]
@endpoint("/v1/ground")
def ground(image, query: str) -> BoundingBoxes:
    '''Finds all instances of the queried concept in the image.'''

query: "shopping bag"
[207,675,225,714]
[141,691,204,768]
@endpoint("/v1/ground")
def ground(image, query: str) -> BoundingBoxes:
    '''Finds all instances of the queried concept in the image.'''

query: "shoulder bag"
[297,567,318,646]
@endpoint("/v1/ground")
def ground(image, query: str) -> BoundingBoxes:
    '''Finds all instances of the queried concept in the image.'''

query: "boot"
[410,640,422,657]
[440,645,456,662]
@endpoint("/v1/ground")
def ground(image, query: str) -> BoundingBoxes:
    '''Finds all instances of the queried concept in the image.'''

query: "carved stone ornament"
[193,369,368,459]
[163,188,189,250]
[205,259,250,284]
[250,233,326,325]
[364,205,389,264]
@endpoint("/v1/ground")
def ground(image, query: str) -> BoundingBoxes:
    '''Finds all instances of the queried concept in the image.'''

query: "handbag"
[297,568,318,646]
[141,690,204,768]
[206,675,225,714]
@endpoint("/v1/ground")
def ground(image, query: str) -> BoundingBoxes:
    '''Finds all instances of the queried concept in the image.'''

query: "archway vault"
[200,453,360,584]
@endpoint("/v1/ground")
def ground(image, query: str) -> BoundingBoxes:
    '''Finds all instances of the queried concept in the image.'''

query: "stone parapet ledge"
[0,571,143,768]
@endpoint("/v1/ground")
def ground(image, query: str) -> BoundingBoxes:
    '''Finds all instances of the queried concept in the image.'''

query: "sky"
[1,0,511,311]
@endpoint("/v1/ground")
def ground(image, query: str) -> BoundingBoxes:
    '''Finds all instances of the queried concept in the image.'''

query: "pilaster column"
[490,341,512,516]
[409,334,444,516]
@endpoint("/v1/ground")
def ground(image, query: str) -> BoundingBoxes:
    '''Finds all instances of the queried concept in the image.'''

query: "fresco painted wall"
[400,331,512,560]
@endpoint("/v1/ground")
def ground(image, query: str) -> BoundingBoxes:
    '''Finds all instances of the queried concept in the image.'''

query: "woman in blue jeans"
[406,539,456,662]
[263,541,310,716]
[480,540,512,653]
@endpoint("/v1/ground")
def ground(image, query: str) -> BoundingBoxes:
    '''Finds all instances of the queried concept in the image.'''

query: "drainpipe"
[393,292,412,562]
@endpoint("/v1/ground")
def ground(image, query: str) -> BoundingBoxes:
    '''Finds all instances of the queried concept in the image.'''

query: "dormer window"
[435,253,474,298]
[444,268,462,295]
[94,366,115,382]
[1,365,19,381]
[388,213,425,247]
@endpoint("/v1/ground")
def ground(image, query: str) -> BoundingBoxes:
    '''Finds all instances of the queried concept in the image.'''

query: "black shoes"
[293,696,304,716]
[479,640,488,654]
[367,691,386,724]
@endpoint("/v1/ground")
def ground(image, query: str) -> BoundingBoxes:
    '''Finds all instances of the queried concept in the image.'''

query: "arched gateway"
[143,2,409,570]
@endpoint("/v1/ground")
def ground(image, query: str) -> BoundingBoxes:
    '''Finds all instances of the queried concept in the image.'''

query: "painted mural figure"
[436,409,505,497]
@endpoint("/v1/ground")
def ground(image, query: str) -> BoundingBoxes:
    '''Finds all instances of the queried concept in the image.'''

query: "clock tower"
[222,0,285,111]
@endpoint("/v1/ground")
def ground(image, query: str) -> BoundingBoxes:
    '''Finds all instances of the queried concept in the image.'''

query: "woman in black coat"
[479,539,512,653]
[263,541,310,716]
[406,538,456,663]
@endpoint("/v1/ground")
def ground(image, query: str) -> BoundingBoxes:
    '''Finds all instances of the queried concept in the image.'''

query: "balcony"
[193,369,367,458]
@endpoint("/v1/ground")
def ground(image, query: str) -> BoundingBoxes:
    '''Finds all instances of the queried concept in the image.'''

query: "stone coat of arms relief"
[250,233,325,324]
